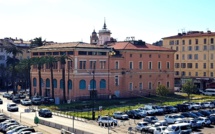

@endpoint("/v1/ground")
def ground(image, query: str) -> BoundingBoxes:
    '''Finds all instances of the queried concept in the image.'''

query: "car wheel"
[202,123,205,127]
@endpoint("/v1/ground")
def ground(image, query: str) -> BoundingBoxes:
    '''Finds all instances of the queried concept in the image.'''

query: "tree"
[45,55,57,99]
[58,55,67,103]
[182,80,196,102]
[32,57,46,96]
[0,64,10,92]
[30,37,46,47]
[156,85,169,96]
[17,58,34,98]
[5,45,23,94]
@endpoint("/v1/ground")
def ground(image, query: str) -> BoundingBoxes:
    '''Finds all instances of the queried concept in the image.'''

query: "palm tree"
[17,58,34,98]
[58,55,67,103]
[32,57,46,96]
[30,37,46,47]
[45,55,57,99]
[5,45,23,94]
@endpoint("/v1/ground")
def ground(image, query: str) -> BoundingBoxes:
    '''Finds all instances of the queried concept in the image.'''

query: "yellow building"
[162,30,215,89]
[14,40,31,60]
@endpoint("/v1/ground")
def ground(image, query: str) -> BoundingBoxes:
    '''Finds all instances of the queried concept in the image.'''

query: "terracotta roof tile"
[111,41,175,52]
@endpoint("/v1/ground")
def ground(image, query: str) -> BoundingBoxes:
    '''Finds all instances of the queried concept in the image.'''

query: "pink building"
[30,40,175,101]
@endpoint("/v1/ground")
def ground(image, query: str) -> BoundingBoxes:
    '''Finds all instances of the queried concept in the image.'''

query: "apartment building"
[162,30,215,89]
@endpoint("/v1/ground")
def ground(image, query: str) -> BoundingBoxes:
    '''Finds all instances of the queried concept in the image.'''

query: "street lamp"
[108,49,116,98]
[91,70,95,120]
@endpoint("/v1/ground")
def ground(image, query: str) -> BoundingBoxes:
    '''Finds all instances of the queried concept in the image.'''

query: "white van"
[163,123,192,134]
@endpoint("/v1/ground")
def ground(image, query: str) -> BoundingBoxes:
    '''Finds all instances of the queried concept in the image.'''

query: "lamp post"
[108,49,116,98]
[92,70,95,120]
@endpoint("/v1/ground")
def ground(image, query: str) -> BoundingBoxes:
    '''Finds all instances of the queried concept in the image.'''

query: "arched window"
[79,80,86,90]
[90,79,96,89]
[41,78,43,87]
[100,79,106,89]
[60,79,63,89]
[68,79,72,90]
[46,78,50,88]
[33,78,37,87]
[53,79,57,88]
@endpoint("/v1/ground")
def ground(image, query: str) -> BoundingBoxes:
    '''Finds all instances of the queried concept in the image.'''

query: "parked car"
[20,99,32,106]
[201,102,214,109]
[139,107,156,115]
[18,94,26,99]
[112,111,129,120]
[12,96,20,103]
[13,127,35,134]
[196,117,211,127]
[135,121,150,133]
[133,109,146,117]
[38,109,52,118]
[162,106,178,114]
[125,110,142,119]
[7,94,13,100]
[164,114,184,124]
[31,97,41,105]
[175,118,201,129]
[3,93,10,98]
[148,125,167,134]
[97,116,117,126]
[176,104,190,112]
[154,120,168,126]
[7,103,18,112]
[181,112,198,119]
[143,116,158,124]
[41,97,55,104]
[4,124,19,133]
[6,125,28,134]
[208,114,215,125]
[190,111,205,117]
[2,123,19,132]
[163,123,192,134]
[199,110,211,117]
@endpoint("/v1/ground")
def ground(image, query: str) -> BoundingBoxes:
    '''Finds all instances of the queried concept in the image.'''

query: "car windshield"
[151,116,157,120]
[10,104,17,107]
[43,110,50,112]
[34,98,41,101]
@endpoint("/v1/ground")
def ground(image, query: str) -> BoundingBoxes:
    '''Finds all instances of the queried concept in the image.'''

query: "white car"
[164,114,184,124]
[196,117,211,127]
[148,125,167,134]
[133,109,147,117]
[20,99,32,106]
[0,119,17,130]
[190,103,201,110]
[98,116,118,126]
[201,102,214,108]
[6,126,27,134]
[113,111,129,120]
[2,123,18,132]
[139,107,156,115]
[7,103,18,112]
[135,121,150,133]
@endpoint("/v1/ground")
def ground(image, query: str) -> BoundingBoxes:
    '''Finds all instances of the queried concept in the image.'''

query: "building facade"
[30,40,175,101]
[162,30,215,89]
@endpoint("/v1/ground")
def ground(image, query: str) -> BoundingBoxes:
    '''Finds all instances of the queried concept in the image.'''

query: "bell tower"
[98,19,111,45]
[90,29,99,45]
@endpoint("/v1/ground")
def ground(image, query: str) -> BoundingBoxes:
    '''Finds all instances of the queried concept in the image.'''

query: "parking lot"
[93,103,215,134]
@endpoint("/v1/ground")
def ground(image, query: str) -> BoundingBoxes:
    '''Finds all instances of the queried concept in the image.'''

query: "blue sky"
[0,0,214,43]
